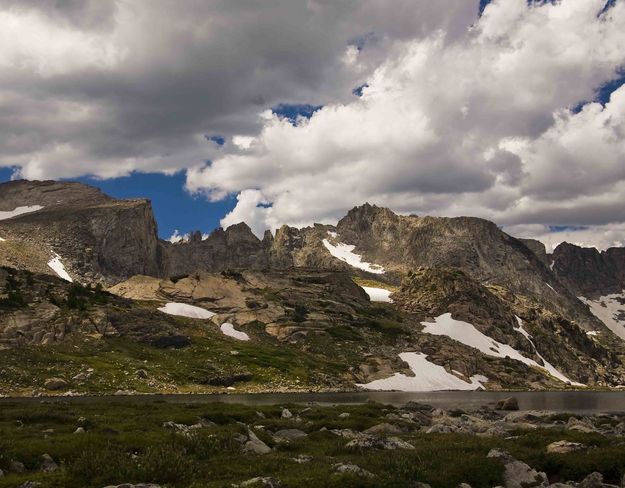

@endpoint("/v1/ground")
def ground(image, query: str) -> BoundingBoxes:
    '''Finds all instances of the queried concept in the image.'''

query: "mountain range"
[1,179,624,395]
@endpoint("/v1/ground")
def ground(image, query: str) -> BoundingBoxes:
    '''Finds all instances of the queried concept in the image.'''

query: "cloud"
[0,0,477,180]
[505,223,625,252]
[220,190,275,239]
[2,0,625,250]
[186,0,625,245]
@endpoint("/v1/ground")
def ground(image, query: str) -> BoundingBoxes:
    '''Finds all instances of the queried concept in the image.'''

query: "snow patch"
[362,286,392,303]
[586,330,600,337]
[514,317,583,385]
[47,253,73,282]
[422,313,582,385]
[579,294,625,341]
[220,322,250,341]
[0,205,44,221]
[158,302,216,319]
[357,352,488,391]
[0,237,5,242]
[322,233,385,274]
[550,261,555,270]
[546,283,558,294]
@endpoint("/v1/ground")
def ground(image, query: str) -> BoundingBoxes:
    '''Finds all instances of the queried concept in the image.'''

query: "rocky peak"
[223,222,261,244]
[552,242,624,298]
[0,179,111,210]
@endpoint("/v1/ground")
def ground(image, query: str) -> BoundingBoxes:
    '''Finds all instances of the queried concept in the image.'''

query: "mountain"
[2,179,625,394]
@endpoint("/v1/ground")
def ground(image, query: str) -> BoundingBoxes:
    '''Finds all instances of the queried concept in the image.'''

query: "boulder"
[272,429,307,442]
[567,417,597,434]
[346,434,414,450]
[9,460,25,473]
[44,377,68,391]
[135,369,148,379]
[239,477,282,487]
[546,440,586,454]
[40,454,58,472]
[364,423,404,435]
[243,430,271,455]
[338,412,350,419]
[578,472,604,488]
[487,449,548,488]
[496,397,520,411]
[74,427,85,434]
[281,408,293,419]
[103,485,162,488]
[291,454,312,464]
[333,463,375,478]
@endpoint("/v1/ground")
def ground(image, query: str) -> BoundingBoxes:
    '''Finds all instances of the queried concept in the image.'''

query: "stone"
[578,472,604,488]
[281,408,293,419]
[9,460,25,473]
[239,477,282,487]
[487,449,548,488]
[74,427,85,434]
[567,417,597,434]
[496,397,520,411]
[333,463,375,478]
[19,483,42,488]
[40,453,58,472]
[338,412,350,419]
[546,440,586,454]
[457,484,472,488]
[273,429,308,442]
[103,485,162,488]
[346,434,415,450]
[243,430,272,455]
[364,423,403,435]
[291,454,312,464]
[43,377,68,391]
[135,369,148,379]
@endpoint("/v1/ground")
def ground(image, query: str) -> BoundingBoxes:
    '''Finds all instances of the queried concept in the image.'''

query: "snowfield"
[579,294,625,341]
[157,302,216,319]
[0,205,44,221]
[362,286,393,302]
[422,313,582,385]
[220,323,250,341]
[47,253,73,282]
[357,352,488,391]
[322,233,385,274]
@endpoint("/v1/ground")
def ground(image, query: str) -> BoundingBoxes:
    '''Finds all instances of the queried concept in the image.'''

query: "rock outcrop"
[552,242,625,298]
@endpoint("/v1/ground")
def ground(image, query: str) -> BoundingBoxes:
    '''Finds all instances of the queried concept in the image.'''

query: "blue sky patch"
[352,83,369,97]
[0,170,236,240]
[69,172,237,239]
[205,135,225,146]
[272,103,322,125]
[549,225,589,233]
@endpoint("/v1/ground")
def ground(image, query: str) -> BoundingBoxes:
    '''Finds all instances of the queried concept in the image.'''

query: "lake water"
[2,391,625,413]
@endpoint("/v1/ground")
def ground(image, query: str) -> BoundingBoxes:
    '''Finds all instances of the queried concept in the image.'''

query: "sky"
[1,0,625,250]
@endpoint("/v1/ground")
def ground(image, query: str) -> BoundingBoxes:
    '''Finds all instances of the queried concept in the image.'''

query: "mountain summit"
[2,180,625,394]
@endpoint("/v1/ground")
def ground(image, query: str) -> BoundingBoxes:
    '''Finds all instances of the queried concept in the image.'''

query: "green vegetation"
[0,327,349,395]
[352,276,399,292]
[0,400,623,487]
[0,268,26,309]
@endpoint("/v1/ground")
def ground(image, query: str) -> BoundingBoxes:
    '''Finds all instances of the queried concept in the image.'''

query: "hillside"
[1,180,625,394]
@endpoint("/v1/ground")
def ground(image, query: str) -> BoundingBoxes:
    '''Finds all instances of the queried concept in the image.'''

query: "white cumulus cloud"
[186,0,625,249]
